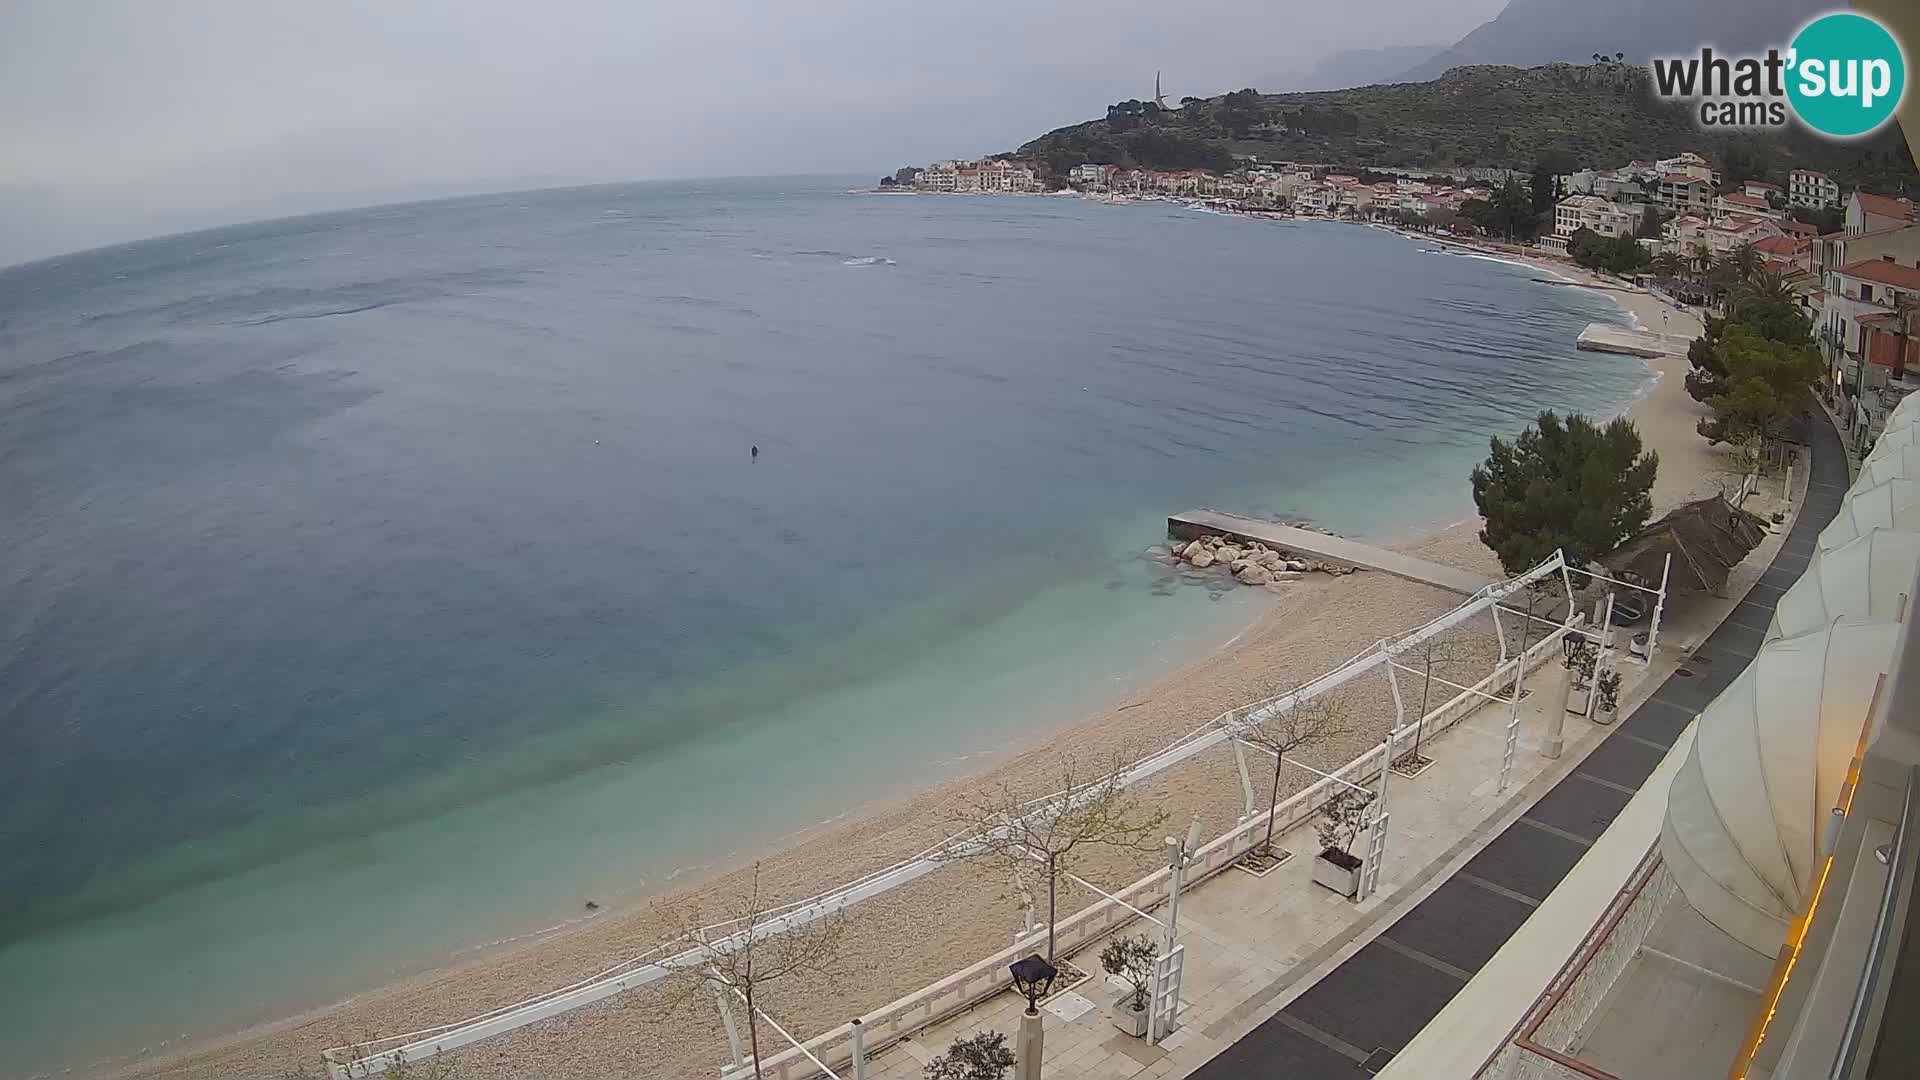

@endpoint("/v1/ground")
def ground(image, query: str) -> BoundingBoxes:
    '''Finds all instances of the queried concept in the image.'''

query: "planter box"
[1312,850,1363,899]
[1567,686,1592,715]
[1110,998,1150,1037]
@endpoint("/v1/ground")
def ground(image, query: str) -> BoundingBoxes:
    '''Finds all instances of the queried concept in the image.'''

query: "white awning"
[1884,390,1920,432]
[1660,617,1899,956]
[1859,444,1920,488]
[1770,528,1920,639]
[1818,479,1920,551]
[1870,422,1920,458]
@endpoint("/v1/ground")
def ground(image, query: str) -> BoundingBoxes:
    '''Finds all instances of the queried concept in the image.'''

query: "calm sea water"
[0,178,1644,1073]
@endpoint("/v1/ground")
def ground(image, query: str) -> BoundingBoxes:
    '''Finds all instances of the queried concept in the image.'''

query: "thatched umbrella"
[1606,494,1769,598]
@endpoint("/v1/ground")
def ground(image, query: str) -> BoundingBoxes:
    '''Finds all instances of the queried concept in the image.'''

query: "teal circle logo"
[1786,13,1906,138]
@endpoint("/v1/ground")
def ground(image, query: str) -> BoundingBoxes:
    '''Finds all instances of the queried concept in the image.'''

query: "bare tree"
[944,751,1168,963]
[658,862,847,1079]
[1232,687,1357,858]
[1401,636,1475,764]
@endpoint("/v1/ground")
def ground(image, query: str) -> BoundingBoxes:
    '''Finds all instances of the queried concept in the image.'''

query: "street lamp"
[1009,954,1058,1013]
[1008,954,1058,1080]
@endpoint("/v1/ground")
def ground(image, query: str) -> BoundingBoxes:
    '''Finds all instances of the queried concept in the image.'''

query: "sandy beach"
[111,248,1731,1080]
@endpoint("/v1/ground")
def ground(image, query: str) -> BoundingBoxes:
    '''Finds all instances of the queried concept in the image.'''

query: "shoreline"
[107,223,1718,1080]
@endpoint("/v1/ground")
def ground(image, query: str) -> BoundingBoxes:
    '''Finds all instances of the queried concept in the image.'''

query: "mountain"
[1268,44,1447,93]
[1399,0,1826,82]
[1014,63,1916,192]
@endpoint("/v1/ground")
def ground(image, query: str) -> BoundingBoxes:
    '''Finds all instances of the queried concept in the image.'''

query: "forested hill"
[1014,63,1915,192]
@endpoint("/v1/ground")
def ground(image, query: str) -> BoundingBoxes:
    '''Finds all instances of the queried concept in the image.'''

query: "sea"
[0,177,1647,1075]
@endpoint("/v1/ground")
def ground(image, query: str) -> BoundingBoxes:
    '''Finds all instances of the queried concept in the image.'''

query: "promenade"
[861,420,1840,1080]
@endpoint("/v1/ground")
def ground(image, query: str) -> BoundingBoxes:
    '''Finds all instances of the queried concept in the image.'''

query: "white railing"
[723,599,1581,1080]
[328,552,1573,1077]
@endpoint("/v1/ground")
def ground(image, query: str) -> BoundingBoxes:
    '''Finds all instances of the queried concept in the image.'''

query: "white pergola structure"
[323,551,1581,1079]
[1817,478,1920,551]
[1768,529,1920,640]
[1661,618,1900,955]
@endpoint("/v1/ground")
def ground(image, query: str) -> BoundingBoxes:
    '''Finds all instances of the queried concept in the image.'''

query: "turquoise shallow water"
[0,180,1645,1073]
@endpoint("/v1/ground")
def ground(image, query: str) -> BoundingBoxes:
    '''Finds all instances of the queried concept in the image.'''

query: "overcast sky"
[0,0,1503,264]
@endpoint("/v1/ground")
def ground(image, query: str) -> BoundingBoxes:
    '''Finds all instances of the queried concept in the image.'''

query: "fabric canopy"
[1871,421,1920,458]
[1884,391,1920,432]
[1661,617,1899,955]
[1859,444,1920,488]
[1770,528,1920,639]
[1818,478,1920,551]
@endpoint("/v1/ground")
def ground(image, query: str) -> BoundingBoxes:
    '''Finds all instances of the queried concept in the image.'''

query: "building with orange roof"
[1847,191,1917,236]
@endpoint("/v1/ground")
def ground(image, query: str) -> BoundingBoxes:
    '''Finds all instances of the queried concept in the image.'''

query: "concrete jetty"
[1576,322,1686,358]
[1168,509,1497,596]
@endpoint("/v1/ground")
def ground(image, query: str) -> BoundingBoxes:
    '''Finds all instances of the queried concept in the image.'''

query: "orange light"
[1727,679,1884,1078]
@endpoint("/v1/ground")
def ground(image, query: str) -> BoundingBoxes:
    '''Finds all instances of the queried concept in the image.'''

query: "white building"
[1553,195,1645,240]
[1714,191,1782,221]
[1068,164,1110,189]
[1656,173,1714,215]
[1848,191,1918,236]
[1654,152,1716,182]
[1790,168,1841,209]
[915,161,958,192]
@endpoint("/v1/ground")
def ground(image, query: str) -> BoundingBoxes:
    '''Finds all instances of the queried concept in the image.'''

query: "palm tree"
[1730,269,1796,316]
[1650,252,1684,289]
[1730,241,1762,282]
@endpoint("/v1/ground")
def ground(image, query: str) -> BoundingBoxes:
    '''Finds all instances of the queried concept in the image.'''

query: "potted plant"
[1311,789,1374,899]
[1099,934,1158,1037]
[925,1030,1016,1080]
[1594,668,1622,725]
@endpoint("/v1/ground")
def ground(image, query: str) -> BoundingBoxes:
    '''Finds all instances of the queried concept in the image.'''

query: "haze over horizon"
[0,0,1504,265]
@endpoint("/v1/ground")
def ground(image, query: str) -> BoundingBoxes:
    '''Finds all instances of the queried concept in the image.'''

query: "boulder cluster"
[1167,533,1359,586]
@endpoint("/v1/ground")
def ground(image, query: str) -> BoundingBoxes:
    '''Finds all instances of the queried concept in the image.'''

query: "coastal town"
[885,150,1920,455]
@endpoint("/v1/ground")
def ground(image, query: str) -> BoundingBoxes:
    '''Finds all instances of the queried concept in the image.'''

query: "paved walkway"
[856,427,1841,1080]
[1167,510,1497,596]
[1189,414,1847,1078]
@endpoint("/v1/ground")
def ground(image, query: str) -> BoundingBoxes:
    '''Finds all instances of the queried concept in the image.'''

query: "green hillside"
[1015,63,1915,191]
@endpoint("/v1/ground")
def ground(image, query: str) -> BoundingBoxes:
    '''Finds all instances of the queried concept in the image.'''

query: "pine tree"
[1470,411,1659,574]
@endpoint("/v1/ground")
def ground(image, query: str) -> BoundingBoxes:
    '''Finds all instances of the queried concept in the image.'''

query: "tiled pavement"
[1189,413,1849,1078]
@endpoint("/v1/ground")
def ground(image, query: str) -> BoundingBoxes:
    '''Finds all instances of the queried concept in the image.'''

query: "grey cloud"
[0,0,1503,264]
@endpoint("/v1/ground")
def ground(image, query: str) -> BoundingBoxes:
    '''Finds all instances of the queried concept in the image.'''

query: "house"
[1715,192,1782,221]
[1846,191,1917,236]
[1655,153,1716,183]
[1750,234,1813,276]
[1068,164,1112,190]
[916,161,959,192]
[1820,255,1920,428]
[1847,302,1920,438]
[977,159,1041,193]
[1553,195,1645,240]
[1704,214,1785,258]
[1790,168,1841,209]
[1657,173,1715,214]
[1295,183,1338,214]
[1662,214,1710,259]
[1814,221,1920,278]
[1742,180,1785,201]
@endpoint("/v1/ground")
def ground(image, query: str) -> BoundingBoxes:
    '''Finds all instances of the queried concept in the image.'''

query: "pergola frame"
[323,551,1576,1078]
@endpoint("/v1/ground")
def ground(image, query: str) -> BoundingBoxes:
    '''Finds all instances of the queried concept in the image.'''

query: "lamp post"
[1550,630,1587,760]
[1009,954,1059,1080]
[1163,816,1203,955]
